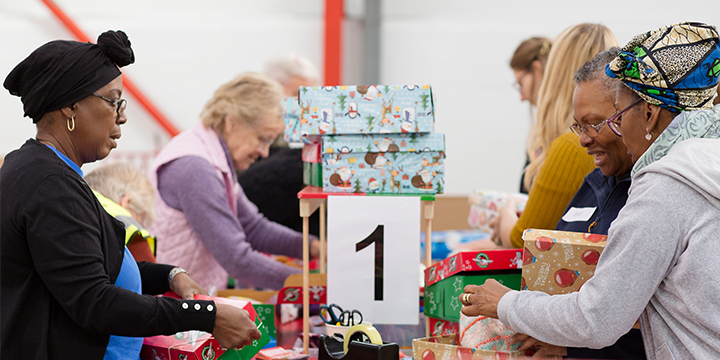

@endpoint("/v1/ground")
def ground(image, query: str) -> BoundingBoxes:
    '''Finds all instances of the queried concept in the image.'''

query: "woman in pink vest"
[149,72,319,291]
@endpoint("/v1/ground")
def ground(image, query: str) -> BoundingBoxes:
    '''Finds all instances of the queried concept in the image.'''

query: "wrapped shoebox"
[412,334,527,360]
[141,295,271,360]
[521,229,607,295]
[295,85,434,136]
[424,250,522,322]
[467,190,528,233]
[322,133,445,194]
[302,142,322,187]
[427,317,459,336]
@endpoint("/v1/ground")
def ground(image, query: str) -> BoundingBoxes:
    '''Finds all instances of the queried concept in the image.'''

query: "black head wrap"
[3,30,135,122]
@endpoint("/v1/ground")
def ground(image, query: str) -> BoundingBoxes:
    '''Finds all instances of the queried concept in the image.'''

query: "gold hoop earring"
[67,117,75,132]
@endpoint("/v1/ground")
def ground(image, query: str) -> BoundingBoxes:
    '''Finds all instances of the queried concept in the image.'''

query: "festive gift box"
[467,190,528,233]
[412,334,527,360]
[302,142,323,187]
[521,229,607,295]
[294,85,434,136]
[427,317,459,337]
[425,249,523,287]
[424,250,522,322]
[140,331,224,360]
[321,133,445,194]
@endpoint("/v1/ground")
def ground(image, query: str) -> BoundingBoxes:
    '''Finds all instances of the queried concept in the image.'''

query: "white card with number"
[327,196,420,325]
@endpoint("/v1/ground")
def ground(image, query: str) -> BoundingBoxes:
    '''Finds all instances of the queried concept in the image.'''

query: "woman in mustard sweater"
[491,24,617,248]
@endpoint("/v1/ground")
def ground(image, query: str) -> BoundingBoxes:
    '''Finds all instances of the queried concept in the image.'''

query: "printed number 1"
[355,225,384,301]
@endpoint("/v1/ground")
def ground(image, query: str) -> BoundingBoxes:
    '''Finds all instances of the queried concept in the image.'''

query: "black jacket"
[1,140,215,359]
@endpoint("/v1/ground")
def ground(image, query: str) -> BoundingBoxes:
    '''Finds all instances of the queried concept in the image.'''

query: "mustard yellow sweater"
[510,132,595,248]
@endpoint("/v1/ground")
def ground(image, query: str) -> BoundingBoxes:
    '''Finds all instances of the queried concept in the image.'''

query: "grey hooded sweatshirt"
[498,138,720,360]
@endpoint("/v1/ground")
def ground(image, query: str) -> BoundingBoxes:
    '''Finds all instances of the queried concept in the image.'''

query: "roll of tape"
[343,323,383,354]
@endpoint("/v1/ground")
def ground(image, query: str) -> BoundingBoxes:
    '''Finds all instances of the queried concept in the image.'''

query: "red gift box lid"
[424,249,523,286]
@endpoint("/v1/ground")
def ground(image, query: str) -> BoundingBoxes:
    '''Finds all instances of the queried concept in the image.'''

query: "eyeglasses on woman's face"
[570,118,608,138]
[605,98,644,137]
[93,93,127,116]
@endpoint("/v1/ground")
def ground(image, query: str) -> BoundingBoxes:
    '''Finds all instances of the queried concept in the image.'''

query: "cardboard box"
[322,133,445,194]
[424,272,521,322]
[427,317,459,337]
[424,250,522,322]
[295,85,434,136]
[412,334,527,360]
[521,229,607,295]
[302,162,322,187]
[425,250,523,287]
[141,331,223,360]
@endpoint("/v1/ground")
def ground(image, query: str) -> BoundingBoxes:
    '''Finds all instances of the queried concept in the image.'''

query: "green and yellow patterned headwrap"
[606,22,720,112]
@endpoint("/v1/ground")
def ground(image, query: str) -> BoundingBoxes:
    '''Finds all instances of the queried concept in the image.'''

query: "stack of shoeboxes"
[521,229,607,294]
[423,250,523,336]
[283,84,445,194]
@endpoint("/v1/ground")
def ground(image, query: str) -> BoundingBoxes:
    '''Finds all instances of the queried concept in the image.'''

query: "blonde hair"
[200,72,284,135]
[84,162,156,227]
[510,37,553,71]
[523,24,617,190]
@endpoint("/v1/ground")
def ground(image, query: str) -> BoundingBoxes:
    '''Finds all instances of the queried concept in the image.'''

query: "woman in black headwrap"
[1,31,261,359]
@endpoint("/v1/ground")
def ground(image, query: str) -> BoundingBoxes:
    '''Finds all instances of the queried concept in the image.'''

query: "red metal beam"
[39,0,181,137]
[324,0,343,86]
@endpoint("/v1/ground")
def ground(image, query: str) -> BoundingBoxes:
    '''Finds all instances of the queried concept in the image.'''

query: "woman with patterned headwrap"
[1,31,261,359]
[457,22,720,359]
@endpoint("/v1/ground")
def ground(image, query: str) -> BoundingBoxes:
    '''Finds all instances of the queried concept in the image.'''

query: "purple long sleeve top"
[156,140,303,290]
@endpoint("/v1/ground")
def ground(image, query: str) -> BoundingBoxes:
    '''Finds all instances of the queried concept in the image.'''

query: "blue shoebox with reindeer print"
[321,133,445,194]
[286,84,434,138]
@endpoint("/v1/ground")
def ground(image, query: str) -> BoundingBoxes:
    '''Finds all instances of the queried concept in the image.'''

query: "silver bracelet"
[168,267,188,288]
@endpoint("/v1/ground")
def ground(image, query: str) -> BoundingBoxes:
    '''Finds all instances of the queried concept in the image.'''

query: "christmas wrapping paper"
[303,162,322,187]
[321,133,445,194]
[424,272,522,322]
[293,85,434,137]
[467,190,528,233]
[425,250,523,287]
[412,334,527,360]
[427,317,459,337]
[521,229,607,295]
[140,331,224,360]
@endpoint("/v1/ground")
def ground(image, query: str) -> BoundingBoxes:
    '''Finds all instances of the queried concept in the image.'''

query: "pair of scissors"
[319,303,345,325]
[338,309,363,326]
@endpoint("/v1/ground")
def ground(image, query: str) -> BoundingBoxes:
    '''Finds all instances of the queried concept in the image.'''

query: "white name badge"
[561,207,597,222]
[327,196,420,325]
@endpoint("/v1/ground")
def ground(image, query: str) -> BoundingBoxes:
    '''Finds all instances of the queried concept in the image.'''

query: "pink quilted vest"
[148,122,240,291]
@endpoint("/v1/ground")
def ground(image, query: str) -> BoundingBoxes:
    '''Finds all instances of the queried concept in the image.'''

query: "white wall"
[1,0,717,195]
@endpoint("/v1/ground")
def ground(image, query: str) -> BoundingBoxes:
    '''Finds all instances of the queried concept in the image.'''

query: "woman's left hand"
[459,279,512,319]
[171,272,209,300]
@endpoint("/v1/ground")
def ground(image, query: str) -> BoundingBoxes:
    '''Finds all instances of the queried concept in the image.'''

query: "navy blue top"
[556,167,645,359]
[556,168,631,235]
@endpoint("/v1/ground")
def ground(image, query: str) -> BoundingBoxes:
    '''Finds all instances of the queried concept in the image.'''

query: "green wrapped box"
[424,271,521,322]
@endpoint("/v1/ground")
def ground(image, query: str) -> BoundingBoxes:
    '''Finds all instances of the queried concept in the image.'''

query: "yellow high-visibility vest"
[93,190,156,256]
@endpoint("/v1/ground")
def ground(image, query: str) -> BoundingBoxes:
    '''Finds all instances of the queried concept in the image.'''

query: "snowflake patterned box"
[293,85,434,137]
[521,229,607,295]
[322,133,445,194]
[412,334,528,360]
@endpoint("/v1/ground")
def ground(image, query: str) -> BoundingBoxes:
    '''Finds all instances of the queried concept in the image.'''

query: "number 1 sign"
[327,196,420,325]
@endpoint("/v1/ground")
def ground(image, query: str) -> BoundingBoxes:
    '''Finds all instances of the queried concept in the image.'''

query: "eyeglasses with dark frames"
[93,93,127,116]
[605,98,643,137]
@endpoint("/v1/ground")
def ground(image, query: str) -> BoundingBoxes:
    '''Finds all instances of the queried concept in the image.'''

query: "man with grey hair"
[263,52,319,97]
